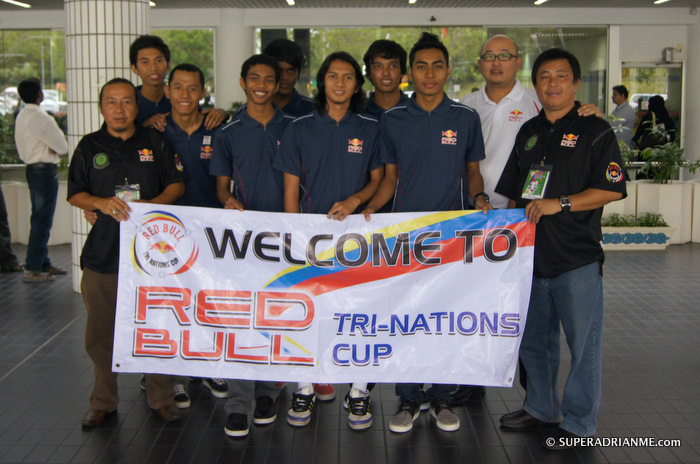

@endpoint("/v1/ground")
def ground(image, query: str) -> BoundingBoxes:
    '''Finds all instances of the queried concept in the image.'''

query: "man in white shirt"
[610,85,636,146]
[14,78,68,282]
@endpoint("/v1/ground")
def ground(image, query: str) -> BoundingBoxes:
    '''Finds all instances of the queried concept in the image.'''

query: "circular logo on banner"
[525,135,538,151]
[131,210,198,277]
[606,162,624,183]
[93,153,110,169]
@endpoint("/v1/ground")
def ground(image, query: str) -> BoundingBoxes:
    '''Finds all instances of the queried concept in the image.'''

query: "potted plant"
[601,212,675,250]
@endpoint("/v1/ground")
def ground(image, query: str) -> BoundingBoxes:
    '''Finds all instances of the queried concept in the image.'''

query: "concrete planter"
[634,180,693,244]
[602,226,675,250]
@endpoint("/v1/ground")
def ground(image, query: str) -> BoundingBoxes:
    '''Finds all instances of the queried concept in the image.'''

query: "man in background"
[609,84,636,145]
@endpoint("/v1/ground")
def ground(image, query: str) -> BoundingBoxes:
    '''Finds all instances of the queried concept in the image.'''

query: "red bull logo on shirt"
[131,211,199,277]
[561,133,579,148]
[348,138,363,154]
[441,130,457,145]
[509,110,524,122]
[139,149,154,162]
[201,145,214,159]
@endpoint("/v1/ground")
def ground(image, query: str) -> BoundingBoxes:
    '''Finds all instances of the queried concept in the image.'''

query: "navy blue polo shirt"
[281,89,315,117]
[274,110,381,214]
[380,93,485,212]
[210,108,294,212]
[365,92,411,120]
[164,116,220,208]
[136,85,171,126]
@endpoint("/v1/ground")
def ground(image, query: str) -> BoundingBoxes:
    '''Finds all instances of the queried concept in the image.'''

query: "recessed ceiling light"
[149,1,156,6]
[286,0,295,5]
[1,0,32,8]
[654,0,671,3]
[534,0,549,4]
[409,0,418,4]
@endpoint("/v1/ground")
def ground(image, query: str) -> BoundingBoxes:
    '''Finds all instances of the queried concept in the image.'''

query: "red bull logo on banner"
[561,133,579,148]
[348,138,363,154]
[131,211,199,277]
[139,149,154,162]
[441,130,457,145]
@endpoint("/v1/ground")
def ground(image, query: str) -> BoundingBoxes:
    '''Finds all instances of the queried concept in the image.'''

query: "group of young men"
[68,31,626,451]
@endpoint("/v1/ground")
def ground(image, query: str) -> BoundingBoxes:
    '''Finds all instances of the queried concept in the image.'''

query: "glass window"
[622,64,682,139]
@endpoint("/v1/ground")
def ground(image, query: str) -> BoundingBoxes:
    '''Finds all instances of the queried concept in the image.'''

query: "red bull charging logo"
[131,211,199,277]
[347,138,363,154]
[441,130,457,145]
[561,133,579,148]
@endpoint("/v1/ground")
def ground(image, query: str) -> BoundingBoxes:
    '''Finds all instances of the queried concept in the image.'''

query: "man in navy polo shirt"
[262,39,315,117]
[363,39,410,119]
[363,32,491,434]
[274,51,383,431]
[209,54,293,438]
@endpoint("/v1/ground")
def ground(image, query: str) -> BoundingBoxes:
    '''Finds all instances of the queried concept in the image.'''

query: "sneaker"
[313,383,336,401]
[22,270,55,283]
[448,385,485,406]
[43,265,67,275]
[224,413,249,438]
[253,396,277,425]
[430,398,460,432]
[389,399,420,433]
[203,378,228,398]
[0,261,22,273]
[287,392,316,427]
[173,384,191,409]
[347,394,372,430]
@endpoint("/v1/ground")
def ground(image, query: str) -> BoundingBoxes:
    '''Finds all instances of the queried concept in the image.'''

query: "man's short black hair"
[262,39,304,71]
[18,78,42,104]
[240,54,282,83]
[99,78,138,105]
[612,85,629,99]
[531,48,581,86]
[169,64,205,89]
[129,35,171,67]
[363,40,408,80]
[409,32,449,68]
[315,52,366,115]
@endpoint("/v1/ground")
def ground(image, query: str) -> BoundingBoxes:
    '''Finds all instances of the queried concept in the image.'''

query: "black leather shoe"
[154,403,183,422]
[500,409,558,430]
[543,427,585,450]
[81,408,115,431]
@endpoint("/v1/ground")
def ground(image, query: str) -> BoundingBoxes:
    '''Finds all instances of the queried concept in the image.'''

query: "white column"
[65,0,149,291]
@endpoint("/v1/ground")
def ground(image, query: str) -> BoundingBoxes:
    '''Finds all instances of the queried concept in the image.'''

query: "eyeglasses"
[480,53,517,62]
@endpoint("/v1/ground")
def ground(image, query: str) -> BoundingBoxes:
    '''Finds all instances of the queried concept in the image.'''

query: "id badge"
[521,164,553,200]
[116,181,141,202]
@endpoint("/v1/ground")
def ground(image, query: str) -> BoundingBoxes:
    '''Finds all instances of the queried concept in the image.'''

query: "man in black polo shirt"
[68,78,186,430]
[495,49,626,449]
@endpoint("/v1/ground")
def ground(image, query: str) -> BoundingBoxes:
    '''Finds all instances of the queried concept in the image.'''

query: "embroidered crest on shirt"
[348,138,363,154]
[509,110,524,122]
[139,149,154,162]
[441,130,457,145]
[561,133,579,148]
[201,145,213,159]
[606,162,624,183]
[174,154,184,171]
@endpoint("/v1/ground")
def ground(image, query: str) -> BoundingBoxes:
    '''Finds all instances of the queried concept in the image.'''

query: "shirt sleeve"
[67,142,90,199]
[38,112,69,155]
[273,122,302,177]
[209,129,233,177]
[160,135,187,188]
[495,143,522,202]
[379,117,397,166]
[465,111,486,163]
[368,122,382,172]
[588,123,627,197]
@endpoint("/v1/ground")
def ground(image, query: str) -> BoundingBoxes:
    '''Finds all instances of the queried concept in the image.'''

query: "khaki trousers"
[81,268,173,411]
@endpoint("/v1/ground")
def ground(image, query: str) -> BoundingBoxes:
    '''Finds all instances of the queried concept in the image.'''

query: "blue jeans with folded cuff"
[521,261,603,437]
[24,163,58,272]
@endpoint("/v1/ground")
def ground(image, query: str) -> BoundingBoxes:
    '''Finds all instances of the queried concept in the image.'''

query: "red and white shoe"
[313,383,336,401]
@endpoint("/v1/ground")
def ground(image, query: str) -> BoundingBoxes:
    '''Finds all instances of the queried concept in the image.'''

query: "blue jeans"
[521,261,603,437]
[395,383,453,404]
[24,163,58,272]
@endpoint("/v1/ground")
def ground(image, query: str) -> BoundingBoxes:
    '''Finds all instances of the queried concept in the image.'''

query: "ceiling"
[2,0,700,10]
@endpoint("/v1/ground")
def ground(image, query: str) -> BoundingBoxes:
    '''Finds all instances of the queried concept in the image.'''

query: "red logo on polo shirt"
[442,130,457,145]
[509,110,524,122]
[201,146,213,159]
[139,149,154,162]
[561,133,579,148]
[348,138,363,154]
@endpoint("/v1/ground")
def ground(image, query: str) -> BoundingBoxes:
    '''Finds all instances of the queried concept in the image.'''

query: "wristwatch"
[559,195,571,213]
[474,192,490,203]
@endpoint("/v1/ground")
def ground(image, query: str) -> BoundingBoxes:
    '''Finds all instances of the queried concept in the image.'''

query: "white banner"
[113,204,534,387]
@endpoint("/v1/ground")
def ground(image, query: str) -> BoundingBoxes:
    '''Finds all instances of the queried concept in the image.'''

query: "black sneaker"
[224,413,249,438]
[173,384,191,409]
[203,378,228,398]
[253,396,277,425]
[448,385,485,406]
[389,399,420,433]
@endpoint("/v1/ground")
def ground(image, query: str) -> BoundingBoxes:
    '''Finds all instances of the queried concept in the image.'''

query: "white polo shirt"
[14,103,68,165]
[460,80,540,209]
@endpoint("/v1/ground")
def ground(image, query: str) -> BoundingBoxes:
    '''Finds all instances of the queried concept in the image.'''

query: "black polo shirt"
[496,103,627,278]
[67,124,186,274]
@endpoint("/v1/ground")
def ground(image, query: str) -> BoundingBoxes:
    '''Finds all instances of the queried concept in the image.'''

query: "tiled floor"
[1,243,699,464]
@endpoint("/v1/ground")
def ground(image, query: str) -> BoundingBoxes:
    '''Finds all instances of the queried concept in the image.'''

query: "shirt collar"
[99,122,142,144]
[406,92,452,115]
[312,108,356,124]
[480,79,525,105]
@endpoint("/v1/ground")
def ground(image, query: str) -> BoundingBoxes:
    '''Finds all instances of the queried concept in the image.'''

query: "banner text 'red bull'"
[113,204,534,386]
